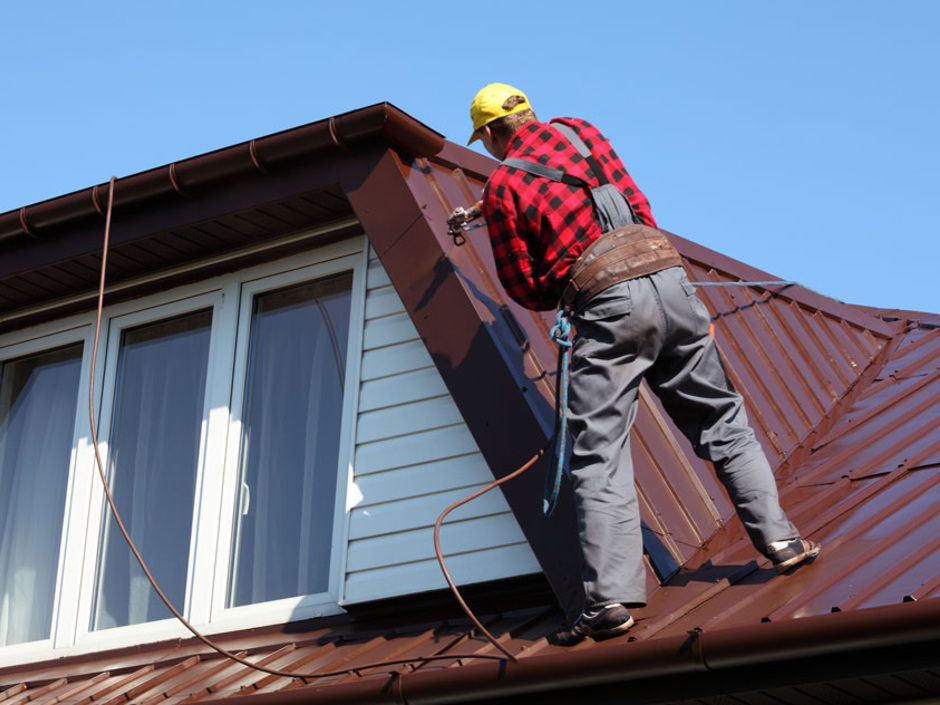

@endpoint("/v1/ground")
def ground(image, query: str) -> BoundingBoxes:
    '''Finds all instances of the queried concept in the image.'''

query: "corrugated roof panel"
[778,475,940,615]
[842,523,940,610]
[3,679,66,705]
[399,147,934,629]
[709,291,818,439]
[168,657,245,703]
[633,391,724,562]
[778,303,853,401]
[917,575,940,601]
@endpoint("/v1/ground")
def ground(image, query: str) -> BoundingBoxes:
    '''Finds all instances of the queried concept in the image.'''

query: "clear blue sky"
[1,1,936,312]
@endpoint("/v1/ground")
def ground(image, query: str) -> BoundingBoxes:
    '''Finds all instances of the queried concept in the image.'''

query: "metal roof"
[0,105,938,703]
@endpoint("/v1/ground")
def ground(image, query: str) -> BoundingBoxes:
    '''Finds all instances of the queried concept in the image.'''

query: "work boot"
[766,537,821,573]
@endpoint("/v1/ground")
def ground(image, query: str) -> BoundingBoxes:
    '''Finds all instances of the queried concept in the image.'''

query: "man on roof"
[468,83,820,643]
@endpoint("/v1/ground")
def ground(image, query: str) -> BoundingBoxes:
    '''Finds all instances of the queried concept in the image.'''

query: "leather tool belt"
[560,224,683,310]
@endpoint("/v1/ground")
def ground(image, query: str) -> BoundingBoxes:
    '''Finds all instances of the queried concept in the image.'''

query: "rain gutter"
[0,103,444,244]
[228,598,940,705]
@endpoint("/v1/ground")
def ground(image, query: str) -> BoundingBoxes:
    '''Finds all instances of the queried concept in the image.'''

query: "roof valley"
[773,317,904,487]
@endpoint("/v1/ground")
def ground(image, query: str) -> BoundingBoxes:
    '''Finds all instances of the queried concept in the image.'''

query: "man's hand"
[447,201,483,246]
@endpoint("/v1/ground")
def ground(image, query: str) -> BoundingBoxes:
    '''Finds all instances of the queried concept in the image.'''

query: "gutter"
[228,598,940,704]
[0,103,444,244]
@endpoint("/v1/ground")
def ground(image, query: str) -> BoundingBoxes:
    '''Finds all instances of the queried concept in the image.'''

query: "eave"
[229,598,940,704]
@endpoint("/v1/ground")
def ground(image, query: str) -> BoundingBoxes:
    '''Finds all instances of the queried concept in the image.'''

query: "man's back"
[482,118,655,310]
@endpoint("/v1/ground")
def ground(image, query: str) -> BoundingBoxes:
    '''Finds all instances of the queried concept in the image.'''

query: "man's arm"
[483,178,558,311]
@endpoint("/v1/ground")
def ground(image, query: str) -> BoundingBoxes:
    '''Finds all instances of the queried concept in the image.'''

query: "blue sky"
[1,1,936,312]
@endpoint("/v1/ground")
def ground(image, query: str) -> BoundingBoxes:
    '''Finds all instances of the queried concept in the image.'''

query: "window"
[0,343,83,646]
[229,275,352,607]
[92,310,213,630]
[0,238,365,661]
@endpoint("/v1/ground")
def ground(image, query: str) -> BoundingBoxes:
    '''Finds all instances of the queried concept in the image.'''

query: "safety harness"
[503,123,639,235]
[503,123,682,514]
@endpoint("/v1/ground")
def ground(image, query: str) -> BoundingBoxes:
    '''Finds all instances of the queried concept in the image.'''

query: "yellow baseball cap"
[468,83,531,145]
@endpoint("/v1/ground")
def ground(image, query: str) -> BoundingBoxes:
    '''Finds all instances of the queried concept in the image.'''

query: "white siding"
[342,250,540,604]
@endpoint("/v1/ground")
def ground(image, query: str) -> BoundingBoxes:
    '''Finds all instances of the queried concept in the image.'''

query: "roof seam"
[809,370,940,479]
[774,329,901,486]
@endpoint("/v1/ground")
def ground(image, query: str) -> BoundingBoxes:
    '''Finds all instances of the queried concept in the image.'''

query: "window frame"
[0,235,367,665]
[74,288,227,650]
[209,252,365,629]
[0,322,94,660]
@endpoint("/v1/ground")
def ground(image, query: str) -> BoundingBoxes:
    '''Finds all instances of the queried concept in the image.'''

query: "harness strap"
[500,123,637,234]
[552,123,610,187]
[501,157,589,187]
[501,123,609,188]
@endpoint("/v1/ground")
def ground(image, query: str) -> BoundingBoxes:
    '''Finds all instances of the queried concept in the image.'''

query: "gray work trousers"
[567,266,797,609]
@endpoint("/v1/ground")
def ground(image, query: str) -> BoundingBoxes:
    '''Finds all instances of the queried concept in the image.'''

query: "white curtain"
[93,312,210,630]
[0,348,82,646]
[230,278,349,607]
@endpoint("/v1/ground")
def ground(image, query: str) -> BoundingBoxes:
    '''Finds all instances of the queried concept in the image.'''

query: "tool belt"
[560,224,683,310]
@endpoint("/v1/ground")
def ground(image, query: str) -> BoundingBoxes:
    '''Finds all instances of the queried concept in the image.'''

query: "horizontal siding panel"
[346,514,528,572]
[360,340,433,381]
[365,285,406,320]
[348,484,511,540]
[359,367,448,412]
[356,396,462,444]
[355,424,480,475]
[354,454,492,506]
[344,250,538,607]
[367,258,392,289]
[343,543,541,604]
[362,311,419,351]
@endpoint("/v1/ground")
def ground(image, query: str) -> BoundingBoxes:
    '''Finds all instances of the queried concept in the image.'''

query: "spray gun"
[447,201,484,246]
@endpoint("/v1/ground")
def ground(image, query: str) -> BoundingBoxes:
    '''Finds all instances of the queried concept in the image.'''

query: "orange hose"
[433,447,547,662]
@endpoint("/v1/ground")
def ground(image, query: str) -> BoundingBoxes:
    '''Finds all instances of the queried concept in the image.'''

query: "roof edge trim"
[0,103,444,244]
[225,598,940,704]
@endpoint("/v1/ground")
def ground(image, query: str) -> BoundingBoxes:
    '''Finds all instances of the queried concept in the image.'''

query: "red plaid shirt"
[482,118,657,310]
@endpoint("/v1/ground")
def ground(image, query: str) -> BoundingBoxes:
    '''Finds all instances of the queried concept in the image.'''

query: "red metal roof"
[0,105,938,703]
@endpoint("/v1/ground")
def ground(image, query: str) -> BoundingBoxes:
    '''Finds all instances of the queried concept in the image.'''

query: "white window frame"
[0,321,94,663]
[209,250,365,630]
[73,288,228,650]
[0,234,367,667]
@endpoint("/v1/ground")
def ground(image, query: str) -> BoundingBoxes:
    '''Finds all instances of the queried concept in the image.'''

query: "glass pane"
[0,343,82,646]
[229,273,352,607]
[92,310,212,630]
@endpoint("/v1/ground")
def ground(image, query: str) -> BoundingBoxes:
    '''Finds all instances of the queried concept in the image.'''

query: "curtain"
[0,345,82,646]
[230,275,351,607]
[92,311,211,630]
